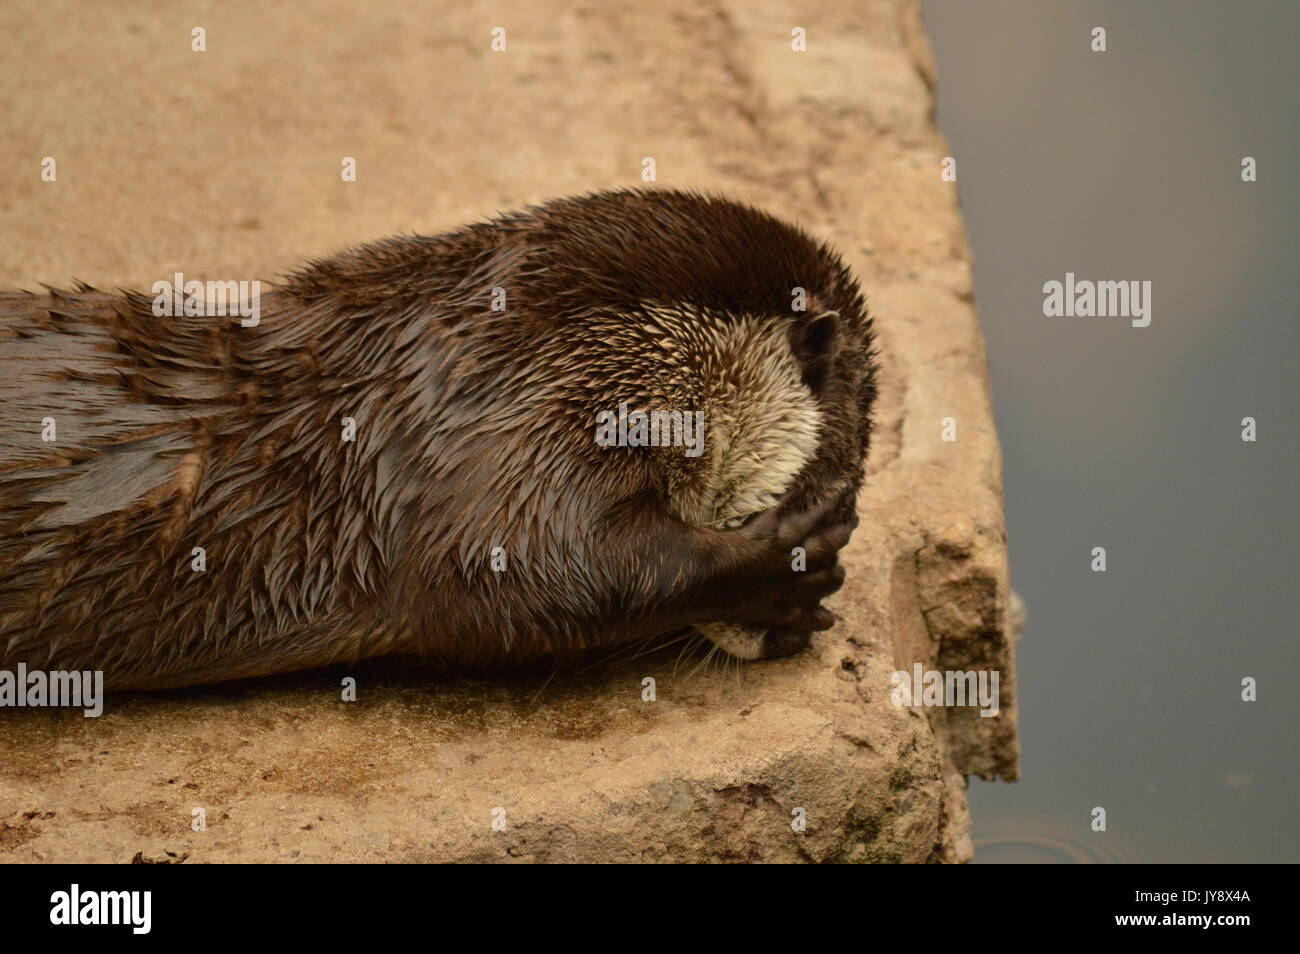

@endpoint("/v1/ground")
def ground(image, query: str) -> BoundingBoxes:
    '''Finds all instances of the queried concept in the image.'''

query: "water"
[922,0,1299,863]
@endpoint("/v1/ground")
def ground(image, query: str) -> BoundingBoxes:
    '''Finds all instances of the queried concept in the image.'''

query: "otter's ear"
[790,310,840,394]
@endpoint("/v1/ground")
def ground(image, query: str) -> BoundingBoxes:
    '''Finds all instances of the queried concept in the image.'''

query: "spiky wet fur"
[0,189,876,688]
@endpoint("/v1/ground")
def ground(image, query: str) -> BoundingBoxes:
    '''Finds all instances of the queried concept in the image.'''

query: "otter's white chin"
[696,621,768,660]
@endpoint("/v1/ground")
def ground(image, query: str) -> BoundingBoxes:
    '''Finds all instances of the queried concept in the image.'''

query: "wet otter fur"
[0,189,876,689]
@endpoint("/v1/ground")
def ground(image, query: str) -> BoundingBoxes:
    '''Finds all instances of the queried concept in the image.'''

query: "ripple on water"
[974,818,1141,864]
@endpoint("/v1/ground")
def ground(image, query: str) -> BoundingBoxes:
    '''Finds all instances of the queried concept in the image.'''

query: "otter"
[0,189,876,690]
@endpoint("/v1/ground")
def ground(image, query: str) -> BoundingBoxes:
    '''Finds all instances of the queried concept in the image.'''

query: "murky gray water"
[923,0,1298,863]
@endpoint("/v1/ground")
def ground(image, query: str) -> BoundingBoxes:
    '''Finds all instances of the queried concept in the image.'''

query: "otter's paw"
[725,484,858,634]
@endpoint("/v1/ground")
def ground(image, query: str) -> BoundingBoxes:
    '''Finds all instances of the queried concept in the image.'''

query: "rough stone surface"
[0,0,1018,862]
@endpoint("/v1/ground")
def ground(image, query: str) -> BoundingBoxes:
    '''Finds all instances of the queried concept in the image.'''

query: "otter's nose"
[760,627,812,658]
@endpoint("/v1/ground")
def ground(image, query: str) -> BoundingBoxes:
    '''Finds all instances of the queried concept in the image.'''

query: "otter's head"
[625,297,869,662]
[656,306,866,661]
[529,189,876,659]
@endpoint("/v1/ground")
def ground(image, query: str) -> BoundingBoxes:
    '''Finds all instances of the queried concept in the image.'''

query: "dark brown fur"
[0,189,876,688]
